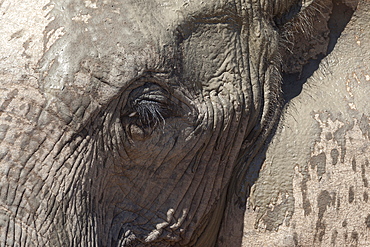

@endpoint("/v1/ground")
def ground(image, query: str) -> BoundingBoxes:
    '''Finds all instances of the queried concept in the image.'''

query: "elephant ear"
[276,0,333,75]
[278,0,358,76]
[272,0,314,26]
[236,0,359,203]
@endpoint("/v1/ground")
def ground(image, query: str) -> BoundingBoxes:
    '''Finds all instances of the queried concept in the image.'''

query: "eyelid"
[134,72,172,88]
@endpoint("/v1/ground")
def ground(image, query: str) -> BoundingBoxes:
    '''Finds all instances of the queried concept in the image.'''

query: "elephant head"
[0,0,351,246]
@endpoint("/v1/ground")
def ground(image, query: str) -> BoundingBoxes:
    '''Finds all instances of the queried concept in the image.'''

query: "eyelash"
[123,82,172,130]
[131,99,169,128]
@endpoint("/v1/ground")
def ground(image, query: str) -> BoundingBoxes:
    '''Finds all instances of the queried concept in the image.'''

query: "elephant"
[0,0,367,246]
[242,1,370,246]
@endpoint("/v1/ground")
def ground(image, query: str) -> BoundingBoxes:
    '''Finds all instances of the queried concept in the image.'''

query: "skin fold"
[0,0,358,246]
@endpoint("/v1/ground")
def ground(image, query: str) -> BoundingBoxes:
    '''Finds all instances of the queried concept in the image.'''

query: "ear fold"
[278,0,333,75]
[278,0,358,77]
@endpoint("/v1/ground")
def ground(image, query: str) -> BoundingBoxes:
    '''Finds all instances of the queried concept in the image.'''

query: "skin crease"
[0,0,325,246]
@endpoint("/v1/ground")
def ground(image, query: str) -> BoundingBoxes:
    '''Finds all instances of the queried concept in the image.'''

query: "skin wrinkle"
[137,178,174,220]
[104,107,118,154]
[165,153,214,240]
[147,131,176,174]
[233,36,246,96]
[151,139,208,216]
[183,172,214,238]
[48,143,90,244]
[152,179,189,234]
[234,48,251,140]
[4,125,75,246]
[178,101,230,241]
[234,8,263,187]
[221,128,238,193]
[257,33,275,126]
[204,95,230,207]
[212,30,237,74]
[110,122,188,229]
[236,44,276,203]
[190,115,222,215]
[115,122,129,161]
[53,136,83,174]
[142,146,187,208]
[243,33,260,132]
[137,142,197,209]
[220,104,240,159]
[154,128,181,165]
[123,164,163,207]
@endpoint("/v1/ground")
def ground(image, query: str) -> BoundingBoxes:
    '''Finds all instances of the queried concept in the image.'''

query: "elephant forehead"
[81,0,245,54]
[76,0,243,42]
[40,1,250,103]
[123,0,242,24]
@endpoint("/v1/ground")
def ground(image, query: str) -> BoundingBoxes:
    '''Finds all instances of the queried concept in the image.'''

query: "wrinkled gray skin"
[243,1,370,246]
[0,0,361,246]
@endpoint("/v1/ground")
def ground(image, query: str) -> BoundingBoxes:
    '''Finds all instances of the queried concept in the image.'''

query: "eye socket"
[123,83,171,130]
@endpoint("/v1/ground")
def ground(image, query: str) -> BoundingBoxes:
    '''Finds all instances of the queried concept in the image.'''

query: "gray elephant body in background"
[243,1,370,246]
[0,0,368,246]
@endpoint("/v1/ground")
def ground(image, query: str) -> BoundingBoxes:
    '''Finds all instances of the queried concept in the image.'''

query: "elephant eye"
[123,83,171,131]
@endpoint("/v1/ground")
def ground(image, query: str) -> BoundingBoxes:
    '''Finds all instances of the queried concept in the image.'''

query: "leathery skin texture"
[242,1,370,246]
[0,0,347,246]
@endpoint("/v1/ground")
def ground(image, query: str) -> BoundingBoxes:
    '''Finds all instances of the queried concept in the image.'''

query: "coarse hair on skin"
[278,0,333,74]
[281,0,330,42]
[132,99,167,129]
